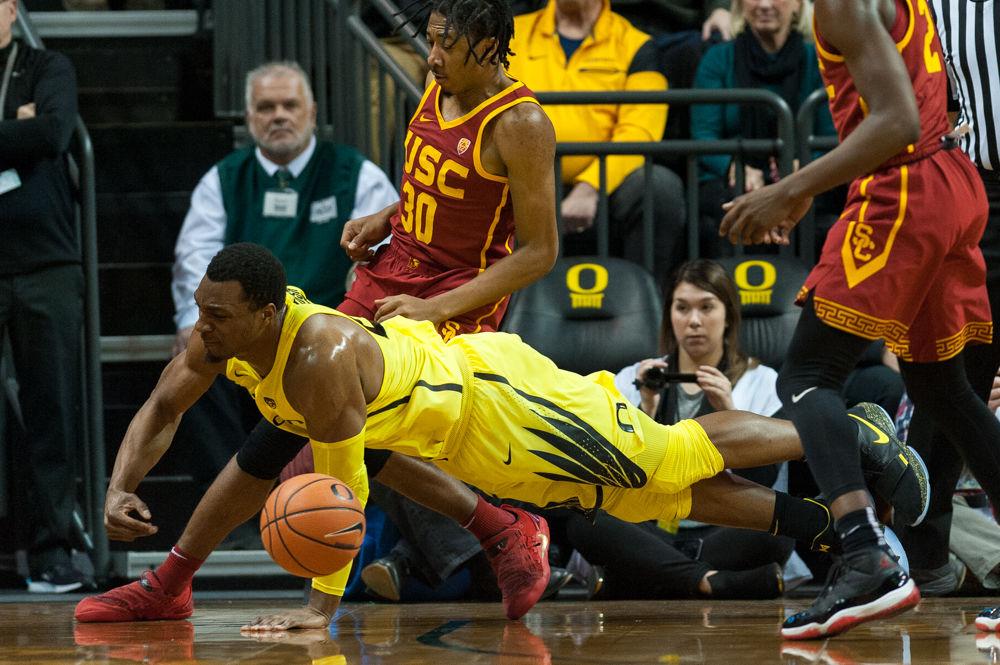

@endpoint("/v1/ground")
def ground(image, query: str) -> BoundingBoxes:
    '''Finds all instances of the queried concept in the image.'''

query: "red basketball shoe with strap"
[75,571,194,623]
[481,505,551,620]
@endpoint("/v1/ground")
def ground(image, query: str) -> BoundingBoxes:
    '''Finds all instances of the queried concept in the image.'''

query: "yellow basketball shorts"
[434,332,726,523]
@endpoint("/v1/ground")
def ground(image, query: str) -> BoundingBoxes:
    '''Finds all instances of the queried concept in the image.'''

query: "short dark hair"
[206,243,287,312]
[402,0,514,69]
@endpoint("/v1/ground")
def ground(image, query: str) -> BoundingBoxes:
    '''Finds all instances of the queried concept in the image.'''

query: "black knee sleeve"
[364,448,393,477]
[236,419,309,480]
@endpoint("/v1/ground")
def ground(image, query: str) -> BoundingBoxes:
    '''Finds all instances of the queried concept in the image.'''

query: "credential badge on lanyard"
[0,43,22,197]
[263,168,298,218]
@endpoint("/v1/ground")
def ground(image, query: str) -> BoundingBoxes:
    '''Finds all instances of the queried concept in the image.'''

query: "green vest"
[217,140,364,307]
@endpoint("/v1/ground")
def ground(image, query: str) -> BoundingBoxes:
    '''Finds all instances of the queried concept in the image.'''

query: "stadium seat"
[501,256,662,375]
[715,256,811,370]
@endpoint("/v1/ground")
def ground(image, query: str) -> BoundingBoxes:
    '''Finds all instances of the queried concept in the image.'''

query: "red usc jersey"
[389,80,540,272]
[814,0,950,166]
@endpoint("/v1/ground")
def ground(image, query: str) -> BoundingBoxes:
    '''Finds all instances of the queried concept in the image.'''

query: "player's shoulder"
[492,93,554,143]
[293,313,357,353]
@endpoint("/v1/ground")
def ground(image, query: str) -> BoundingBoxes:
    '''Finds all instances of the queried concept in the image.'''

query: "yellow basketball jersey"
[225,286,466,457]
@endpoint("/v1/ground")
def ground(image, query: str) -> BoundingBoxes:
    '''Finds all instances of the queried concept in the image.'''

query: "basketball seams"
[282,512,365,550]
[272,514,324,576]
[259,473,366,577]
[259,506,365,531]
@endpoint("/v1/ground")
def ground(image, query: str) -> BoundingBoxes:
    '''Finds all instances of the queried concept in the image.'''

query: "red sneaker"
[75,571,193,623]
[482,505,550,620]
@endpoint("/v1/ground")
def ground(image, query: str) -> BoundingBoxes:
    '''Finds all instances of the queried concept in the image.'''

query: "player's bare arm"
[374,102,558,324]
[105,331,222,541]
[245,316,375,630]
[720,0,920,244]
[341,201,398,262]
[283,316,374,444]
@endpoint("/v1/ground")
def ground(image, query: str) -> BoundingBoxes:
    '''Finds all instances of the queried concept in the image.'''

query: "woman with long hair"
[564,259,803,600]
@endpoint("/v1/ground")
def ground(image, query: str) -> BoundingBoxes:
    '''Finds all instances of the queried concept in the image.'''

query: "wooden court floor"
[1,596,999,664]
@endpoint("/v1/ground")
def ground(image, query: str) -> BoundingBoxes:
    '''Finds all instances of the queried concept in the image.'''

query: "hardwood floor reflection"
[0,596,997,663]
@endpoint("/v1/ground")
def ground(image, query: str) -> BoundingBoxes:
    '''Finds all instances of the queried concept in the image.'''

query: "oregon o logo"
[565,263,609,309]
[733,260,776,306]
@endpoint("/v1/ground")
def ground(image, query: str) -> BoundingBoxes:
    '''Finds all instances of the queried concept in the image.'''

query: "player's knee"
[776,363,810,406]
[236,419,309,480]
[363,448,393,477]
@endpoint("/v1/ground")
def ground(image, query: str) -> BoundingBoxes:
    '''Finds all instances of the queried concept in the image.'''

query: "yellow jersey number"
[400,180,437,245]
[916,0,942,74]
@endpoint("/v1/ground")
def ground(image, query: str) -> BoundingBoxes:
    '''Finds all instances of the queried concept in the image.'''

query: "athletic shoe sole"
[781,578,921,640]
[27,580,84,594]
[361,562,402,602]
[863,403,931,527]
[904,443,930,527]
[976,612,1000,632]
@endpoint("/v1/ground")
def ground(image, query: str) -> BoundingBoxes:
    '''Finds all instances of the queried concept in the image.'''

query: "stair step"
[89,122,234,193]
[79,89,180,124]
[112,550,286,577]
[98,264,174,335]
[97,191,188,263]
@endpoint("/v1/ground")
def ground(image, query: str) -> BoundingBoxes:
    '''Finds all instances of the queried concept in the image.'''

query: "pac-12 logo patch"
[456,138,471,155]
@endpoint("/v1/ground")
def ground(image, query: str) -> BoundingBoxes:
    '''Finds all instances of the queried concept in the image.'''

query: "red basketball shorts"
[798,148,992,362]
[338,241,509,340]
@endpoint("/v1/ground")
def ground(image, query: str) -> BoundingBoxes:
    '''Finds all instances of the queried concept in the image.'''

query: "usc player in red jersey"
[339,3,557,338]
[720,0,998,641]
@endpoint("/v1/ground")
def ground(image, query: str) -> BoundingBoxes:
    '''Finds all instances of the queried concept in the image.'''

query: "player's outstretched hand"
[241,607,332,632]
[341,209,392,262]
[719,182,811,245]
[104,488,158,541]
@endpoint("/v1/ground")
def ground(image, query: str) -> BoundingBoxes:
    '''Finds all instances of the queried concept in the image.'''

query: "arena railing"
[538,89,795,272]
[11,3,109,579]
[795,87,840,266]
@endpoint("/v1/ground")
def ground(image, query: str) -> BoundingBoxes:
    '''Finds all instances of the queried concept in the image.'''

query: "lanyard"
[0,42,19,120]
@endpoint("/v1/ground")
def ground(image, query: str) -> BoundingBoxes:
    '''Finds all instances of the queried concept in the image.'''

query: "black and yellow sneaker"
[781,546,920,640]
[849,402,930,527]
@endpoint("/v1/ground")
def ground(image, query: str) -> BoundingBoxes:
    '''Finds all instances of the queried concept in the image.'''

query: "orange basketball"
[259,473,366,578]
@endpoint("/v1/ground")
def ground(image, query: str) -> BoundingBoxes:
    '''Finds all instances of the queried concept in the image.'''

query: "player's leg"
[902,200,1000,593]
[774,295,918,640]
[75,420,305,622]
[373,452,550,620]
[674,408,928,523]
[898,355,1000,510]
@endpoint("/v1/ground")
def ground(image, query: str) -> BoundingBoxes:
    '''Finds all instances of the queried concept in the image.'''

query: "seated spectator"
[563,258,809,600]
[691,0,836,256]
[508,0,687,284]
[612,0,732,39]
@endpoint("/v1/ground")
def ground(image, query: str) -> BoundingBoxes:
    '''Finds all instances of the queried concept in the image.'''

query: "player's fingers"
[110,511,157,535]
[719,212,734,238]
[130,497,152,520]
[375,305,402,323]
[340,225,359,248]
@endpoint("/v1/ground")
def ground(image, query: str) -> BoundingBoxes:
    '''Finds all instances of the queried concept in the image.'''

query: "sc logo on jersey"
[565,263,609,309]
[732,259,776,306]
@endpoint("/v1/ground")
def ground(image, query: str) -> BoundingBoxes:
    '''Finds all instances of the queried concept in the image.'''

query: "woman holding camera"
[564,259,801,600]
[615,259,780,422]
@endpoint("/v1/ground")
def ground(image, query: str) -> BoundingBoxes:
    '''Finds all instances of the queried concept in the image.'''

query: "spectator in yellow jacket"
[509,0,687,283]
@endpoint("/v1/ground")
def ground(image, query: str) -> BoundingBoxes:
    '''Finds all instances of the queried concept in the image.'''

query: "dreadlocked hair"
[206,243,287,313]
[397,0,515,68]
